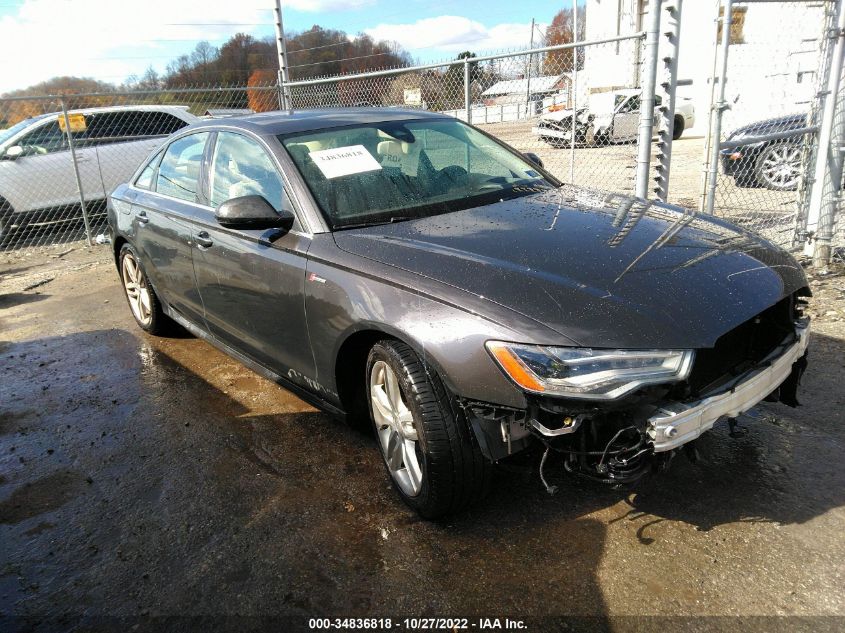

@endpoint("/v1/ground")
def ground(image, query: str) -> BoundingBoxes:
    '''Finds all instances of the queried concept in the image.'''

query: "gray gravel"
[1,248,844,632]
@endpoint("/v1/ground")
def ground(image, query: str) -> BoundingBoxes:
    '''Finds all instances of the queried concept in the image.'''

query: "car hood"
[726,113,806,140]
[541,107,587,122]
[332,186,808,349]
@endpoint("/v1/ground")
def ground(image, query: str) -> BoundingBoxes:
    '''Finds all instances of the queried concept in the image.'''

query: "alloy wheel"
[760,144,801,190]
[122,253,153,326]
[370,360,422,497]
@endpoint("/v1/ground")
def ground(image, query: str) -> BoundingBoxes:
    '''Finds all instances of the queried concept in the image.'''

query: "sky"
[0,0,568,93]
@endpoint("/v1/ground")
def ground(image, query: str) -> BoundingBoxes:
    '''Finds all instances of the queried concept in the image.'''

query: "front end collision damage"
[462,309,810,487]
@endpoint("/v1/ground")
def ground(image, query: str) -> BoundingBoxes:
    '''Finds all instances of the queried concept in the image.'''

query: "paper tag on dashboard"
[309,145,382,179]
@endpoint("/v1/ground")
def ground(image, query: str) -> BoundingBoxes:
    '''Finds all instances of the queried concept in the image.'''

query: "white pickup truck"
[532,88,695,147]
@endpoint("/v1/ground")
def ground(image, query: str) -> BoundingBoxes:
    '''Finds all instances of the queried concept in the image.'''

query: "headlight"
[486,342,694,400]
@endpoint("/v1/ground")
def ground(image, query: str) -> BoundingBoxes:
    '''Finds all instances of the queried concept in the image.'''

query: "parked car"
[0,105,198,246]
[109,108,810,518]
[720,113,806,191]
[533,89,695,146]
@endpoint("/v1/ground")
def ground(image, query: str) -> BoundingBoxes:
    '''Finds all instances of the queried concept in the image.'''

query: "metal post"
[526,18,535,113]
[273,0,291,110]
[635,0,663,199]
[703,0,734,214]
[699,1,724,212]
[464,58,472,124]
[654,0,683,202]
[569,0,578,183]
[805,0,845,267]
[60,99,92,246]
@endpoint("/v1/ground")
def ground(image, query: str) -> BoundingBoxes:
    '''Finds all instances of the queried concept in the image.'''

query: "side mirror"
[524,152,544,169]
[215,195,294,231]
[3,145,23,160]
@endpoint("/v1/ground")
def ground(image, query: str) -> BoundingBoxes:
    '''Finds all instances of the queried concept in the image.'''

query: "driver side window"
[618,95,641,114]
[17,120,68,155]
[209,132,285,211]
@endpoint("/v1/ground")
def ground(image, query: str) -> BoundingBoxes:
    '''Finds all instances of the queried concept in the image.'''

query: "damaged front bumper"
[647,324,810,452]
[465,320,810,483]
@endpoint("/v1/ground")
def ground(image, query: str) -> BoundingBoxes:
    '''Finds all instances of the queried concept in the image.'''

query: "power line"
[289,51,398,69]
[288,41,354,54]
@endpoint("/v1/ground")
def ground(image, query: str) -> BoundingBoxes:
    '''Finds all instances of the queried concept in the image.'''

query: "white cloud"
[0,0,371,93]
[365,15,541,55]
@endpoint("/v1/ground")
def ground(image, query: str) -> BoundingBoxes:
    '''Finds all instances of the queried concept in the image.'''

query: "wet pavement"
[1,248,844,631]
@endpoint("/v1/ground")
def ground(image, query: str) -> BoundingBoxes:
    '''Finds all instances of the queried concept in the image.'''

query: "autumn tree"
[546,6,586,71]
[247,69,279,112]
[1,76,116,125]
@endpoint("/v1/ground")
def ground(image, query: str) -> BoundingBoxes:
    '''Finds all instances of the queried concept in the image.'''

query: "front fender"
[303,238,553,410]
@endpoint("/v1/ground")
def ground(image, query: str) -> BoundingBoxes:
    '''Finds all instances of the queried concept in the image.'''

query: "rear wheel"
[119,243,168,334]
[672,115,685,140]
[755,142,802,190]
[366,339,490,518]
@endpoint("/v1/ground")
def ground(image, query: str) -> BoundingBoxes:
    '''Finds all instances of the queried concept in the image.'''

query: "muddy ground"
[1,245,844,632]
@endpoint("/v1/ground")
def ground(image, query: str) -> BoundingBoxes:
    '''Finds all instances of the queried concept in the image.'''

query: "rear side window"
[155,133,209,202]
[135,149,164,190]
[83,111,189,145]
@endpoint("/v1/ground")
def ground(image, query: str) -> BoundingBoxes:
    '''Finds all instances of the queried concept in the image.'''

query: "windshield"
[279,118,556,229]
[0,115,46,148]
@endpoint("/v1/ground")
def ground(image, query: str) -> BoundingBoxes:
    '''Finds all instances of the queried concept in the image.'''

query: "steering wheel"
[435,165,469,193]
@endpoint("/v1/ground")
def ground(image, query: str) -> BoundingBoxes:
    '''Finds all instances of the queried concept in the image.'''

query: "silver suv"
[0,105,198,246]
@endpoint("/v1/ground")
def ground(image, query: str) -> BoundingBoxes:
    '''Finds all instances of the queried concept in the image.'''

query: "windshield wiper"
[333,216,412,230]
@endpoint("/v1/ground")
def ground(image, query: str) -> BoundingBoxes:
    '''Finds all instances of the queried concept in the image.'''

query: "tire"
[118,243,168,335]
[672,115,685,140]
[595,128,610,146]
[366,339,490,518]
[754,142,802,191]
[0,198,19,249]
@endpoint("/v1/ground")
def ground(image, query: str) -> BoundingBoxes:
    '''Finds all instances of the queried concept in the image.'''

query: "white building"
[583,0,826,134]
[480,74,571,106]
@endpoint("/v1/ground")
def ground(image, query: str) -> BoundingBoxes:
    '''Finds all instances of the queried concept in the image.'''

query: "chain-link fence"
[1,0,844,267]
[697,0,842,257]
[0,84,279,252]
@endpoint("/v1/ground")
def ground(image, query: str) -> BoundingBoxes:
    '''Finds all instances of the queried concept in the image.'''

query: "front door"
[611,94,641,142]
[0,117,103,213]
[191,131,315,380]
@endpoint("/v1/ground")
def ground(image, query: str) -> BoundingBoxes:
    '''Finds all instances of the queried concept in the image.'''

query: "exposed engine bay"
[464,294,810,487]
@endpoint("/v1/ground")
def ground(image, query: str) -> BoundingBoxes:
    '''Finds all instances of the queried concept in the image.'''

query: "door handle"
[195,231,213,249]
[136,210,149,224]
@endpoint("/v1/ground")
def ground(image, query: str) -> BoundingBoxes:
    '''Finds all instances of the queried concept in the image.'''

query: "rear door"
[190,130,314,379]
[131,131,210,326]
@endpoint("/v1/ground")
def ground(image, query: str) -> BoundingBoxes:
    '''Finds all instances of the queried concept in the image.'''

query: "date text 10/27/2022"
[308,618,528,630]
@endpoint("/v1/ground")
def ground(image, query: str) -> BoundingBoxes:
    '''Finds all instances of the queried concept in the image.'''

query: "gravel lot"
[1,243,844,632]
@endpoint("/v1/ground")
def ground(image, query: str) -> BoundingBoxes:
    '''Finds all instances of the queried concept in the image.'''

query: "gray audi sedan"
[108,108,811,518]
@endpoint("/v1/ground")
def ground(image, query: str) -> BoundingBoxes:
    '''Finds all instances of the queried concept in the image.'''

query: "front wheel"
[0,199,21,249]
[366,339,490,518]
[755,142,802,190]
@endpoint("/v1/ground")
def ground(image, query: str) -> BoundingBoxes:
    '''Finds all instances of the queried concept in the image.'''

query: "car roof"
[66,104,194,116]
[18,105,194,124]
[182,107,452,137]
